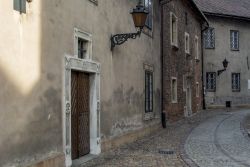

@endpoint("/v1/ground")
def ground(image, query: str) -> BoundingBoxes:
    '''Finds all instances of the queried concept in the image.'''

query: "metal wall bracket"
[217,69,226,76]
[111,30,141,50]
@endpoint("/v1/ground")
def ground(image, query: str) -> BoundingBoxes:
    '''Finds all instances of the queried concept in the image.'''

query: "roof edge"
[204,12,250,22]
[160,0,209,26]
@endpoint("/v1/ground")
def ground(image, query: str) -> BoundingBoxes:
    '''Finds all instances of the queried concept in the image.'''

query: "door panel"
[71,71,79,160]
[71,71,90,160]
[77,72,90,156]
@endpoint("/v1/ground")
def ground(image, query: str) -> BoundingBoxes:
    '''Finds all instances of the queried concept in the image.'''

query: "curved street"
[184,110,250,167]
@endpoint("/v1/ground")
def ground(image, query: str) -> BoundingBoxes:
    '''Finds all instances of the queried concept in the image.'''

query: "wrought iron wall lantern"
[110,0,148,50]
[217,58,229,76]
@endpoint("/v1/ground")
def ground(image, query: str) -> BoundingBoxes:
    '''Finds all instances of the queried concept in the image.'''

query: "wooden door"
[71,71,90,160]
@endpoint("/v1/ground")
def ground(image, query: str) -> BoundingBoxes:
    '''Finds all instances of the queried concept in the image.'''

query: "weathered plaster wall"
[0,1,63,167]
[0,0,161,166]
[162,0,203,121]
[204,16,250,108]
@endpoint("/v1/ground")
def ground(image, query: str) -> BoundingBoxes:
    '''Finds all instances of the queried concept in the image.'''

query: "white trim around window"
[170,12,178,47]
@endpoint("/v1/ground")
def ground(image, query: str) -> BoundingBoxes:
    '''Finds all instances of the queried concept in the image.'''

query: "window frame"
[171,77,178,103]
[195,35,199,60]
[204,27,215,49]
[206,72,216,92]
[144,0,153,30]
[74,28,92,60]
[232,73,241,92]
[230,30,239,51]
[170,12,178,48]
[145,70,153,113]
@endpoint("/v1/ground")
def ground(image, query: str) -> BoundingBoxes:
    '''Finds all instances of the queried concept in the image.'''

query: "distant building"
[161,0,208,121]
[195,0,250,108]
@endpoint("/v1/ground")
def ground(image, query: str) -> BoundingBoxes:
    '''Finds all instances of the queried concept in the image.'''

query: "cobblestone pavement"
[184,109,250,167]
[80,110,227,167]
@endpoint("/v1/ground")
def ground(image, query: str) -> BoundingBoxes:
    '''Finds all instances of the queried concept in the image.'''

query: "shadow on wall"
[0,0,62,166]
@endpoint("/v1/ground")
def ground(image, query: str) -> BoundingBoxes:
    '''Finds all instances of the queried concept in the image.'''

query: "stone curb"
[240,115,250,141]
[179,126,200,167]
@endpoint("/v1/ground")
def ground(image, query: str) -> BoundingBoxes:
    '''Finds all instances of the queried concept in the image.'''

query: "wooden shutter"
[14,0,26,13]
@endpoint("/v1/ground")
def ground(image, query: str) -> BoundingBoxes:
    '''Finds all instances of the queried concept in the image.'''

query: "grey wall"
[204,16,250,108]
[0,0,162,166]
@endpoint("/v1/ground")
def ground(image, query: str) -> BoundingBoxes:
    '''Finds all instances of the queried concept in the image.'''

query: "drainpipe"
[160,0,173,129]
[201,22,209,110]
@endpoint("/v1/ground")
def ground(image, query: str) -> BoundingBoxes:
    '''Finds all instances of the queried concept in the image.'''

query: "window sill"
[195,58,200,62]
[185,52,191,57]
[171,44,179,50]
[144,112,154,121]
[205,47,215,50]
[171,101,178,104]
[142,26,153,38]
[206,90,216,92]
[231,49,239,51]
[232,90,240,92]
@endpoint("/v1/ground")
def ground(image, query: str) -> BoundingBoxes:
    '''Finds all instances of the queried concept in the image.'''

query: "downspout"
[160,0,173,128]
[201,22,209,110]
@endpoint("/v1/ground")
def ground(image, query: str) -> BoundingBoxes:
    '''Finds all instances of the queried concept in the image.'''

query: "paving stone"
[80,110,225,167]
[184,109,250,167]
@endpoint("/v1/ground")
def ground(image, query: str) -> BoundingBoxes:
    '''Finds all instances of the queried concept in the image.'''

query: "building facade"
[0,0,162,166]
[195,0,250,108]
[161,0,207,121]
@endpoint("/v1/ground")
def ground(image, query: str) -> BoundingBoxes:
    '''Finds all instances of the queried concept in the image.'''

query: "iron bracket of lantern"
[110,0,148,50]
[217,58,229,76]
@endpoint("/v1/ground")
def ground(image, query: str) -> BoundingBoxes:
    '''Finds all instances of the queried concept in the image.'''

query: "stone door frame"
[63,56,101,167]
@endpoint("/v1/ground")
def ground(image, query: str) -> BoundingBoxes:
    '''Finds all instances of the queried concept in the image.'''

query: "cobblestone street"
[79,109,250,167]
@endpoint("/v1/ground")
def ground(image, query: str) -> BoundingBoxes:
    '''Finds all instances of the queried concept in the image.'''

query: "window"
[78,38,88,59]
[206,72,216,92]
[171,77,177,103]
[230,30,239,50]
[145,71,153,113]
[74,28,92,60]
[196,82,199,97]
[232,73,240,92]
[144,0,152,29]
[204,27,215,49]
[185,32,190,54]
[195,36,199,60]
[170,12,178,47]
[14,0,26,13]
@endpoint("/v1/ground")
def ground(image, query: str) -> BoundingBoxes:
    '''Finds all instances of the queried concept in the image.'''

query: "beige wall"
[204,16,250,108]
[0,0,161,166]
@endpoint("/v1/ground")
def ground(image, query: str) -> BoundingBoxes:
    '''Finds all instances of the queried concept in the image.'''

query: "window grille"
[204,28,215,49]
[145,71,153,113]
[230,30,239,50]
[144,0,152,29]
[206,72,216,92]
[232,73,240,92]
[78,38,87,59]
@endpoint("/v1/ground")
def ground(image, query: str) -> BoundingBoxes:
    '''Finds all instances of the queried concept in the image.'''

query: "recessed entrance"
[71,71,90,160]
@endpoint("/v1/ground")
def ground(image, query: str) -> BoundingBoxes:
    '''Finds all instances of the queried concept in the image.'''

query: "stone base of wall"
[28,153,65,167]
[101,123,161,152]
[207,104,250,109]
